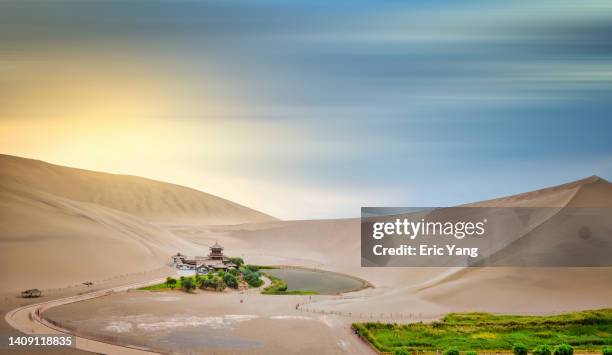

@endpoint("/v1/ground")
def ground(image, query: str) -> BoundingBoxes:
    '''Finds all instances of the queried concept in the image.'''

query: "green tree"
[181,279,196,292]
[393,348,410,355]
[602,348,612,355]
[553,344,573,355]
[513,343,528,355]
[533,345,552,355]
[165,277,177,288]
[443,348,460,355]
[200,278,213,289]
[466,351,478,355]
[229,257,244,267]
[244,272,263,287]
[223,273,239,289]
[213,276,227,291]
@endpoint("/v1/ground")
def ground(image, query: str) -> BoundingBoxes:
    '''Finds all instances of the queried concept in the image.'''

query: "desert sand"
[0,154,275,225]
[0,154,274,292]
[1,154,611,354]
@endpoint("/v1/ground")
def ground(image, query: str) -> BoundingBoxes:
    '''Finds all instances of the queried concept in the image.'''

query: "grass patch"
[261,273,318,295]
[278,290,319,295]
[352,309,612,353]
[138,283,172,291]
[247,265,278,270]
[139,277,189,291]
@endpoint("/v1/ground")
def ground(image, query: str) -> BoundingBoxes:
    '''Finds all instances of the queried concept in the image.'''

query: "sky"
[1,0,612,219]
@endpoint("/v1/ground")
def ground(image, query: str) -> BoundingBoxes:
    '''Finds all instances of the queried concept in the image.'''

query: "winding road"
[5,278,166,354]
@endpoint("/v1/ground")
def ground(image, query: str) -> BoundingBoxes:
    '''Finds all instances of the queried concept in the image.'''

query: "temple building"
[209,242,224,260]
[172,243,237,274]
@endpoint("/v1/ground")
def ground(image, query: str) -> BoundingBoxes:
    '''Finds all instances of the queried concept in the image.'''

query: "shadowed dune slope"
[464,175,607,208]
[0,154,274,291]
[0,180,202,291]
[413,176,612,311]
[0,154,275,224]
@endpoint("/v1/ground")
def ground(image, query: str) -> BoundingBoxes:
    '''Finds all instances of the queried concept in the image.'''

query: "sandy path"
[5,278,167,354]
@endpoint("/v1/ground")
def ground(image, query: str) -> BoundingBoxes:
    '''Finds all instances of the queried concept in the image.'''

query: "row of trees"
[162,261,264,293]
[180,271,238,292]
[198,270,240,291]
[405,344,612,355]
[514,343,572,355]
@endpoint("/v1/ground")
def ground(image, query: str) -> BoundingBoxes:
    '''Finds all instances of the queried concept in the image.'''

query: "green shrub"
[198,274,227,291]
[229,257,244,267]
[215,278,227,291]
[602,347,612,355]
[394,348,410,355]
[244,272,263,287]
[533,345,552,355]
[513,343,528,355]
[239,267,256,286]
[466,351,478,355]
[181,279,195,292]
[443,348,460,355]
[262,274,289,294]
[199,278,212,289]
[554,344,573,355]
[165,277,177,288]
[223,273,238,289]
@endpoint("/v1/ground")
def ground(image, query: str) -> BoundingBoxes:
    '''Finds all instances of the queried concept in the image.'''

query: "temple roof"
[210,242,223,249]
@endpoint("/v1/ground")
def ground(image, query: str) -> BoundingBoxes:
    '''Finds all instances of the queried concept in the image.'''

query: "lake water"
[43,290,362,354]
[264,268,365,294]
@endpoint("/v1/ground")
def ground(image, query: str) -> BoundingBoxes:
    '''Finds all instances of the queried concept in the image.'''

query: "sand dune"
[0,154,275,224]
[411,176,612,311]
[0,154,274,292]
[1,154,610,314]
[463,175,605,208]
[174,176,611,316]
[0,179,202,292]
